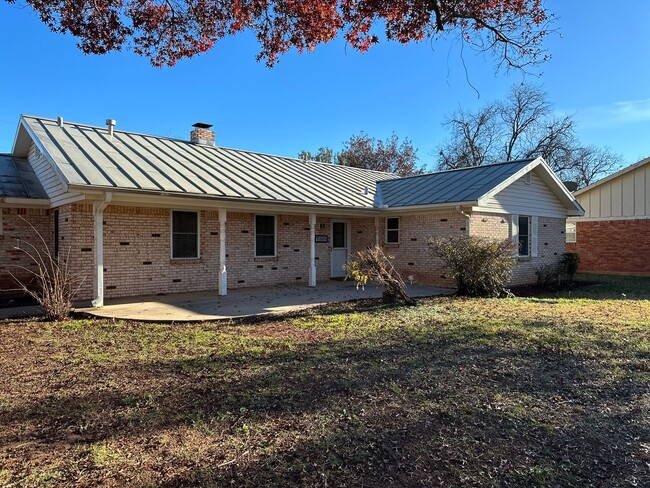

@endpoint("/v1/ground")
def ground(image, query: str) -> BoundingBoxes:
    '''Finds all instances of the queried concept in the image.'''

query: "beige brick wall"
[61,205,339,300]
[38,203,568,300]
[350,217,376,254]
[375,212,467,287]
[0,208,54,295]
[470,211,567,285]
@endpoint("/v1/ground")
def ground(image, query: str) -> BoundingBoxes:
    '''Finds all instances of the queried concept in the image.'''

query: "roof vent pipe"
[56,116,64,127]
[106,119,116,140]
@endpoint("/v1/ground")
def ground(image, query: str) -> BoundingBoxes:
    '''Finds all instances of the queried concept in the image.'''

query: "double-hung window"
[172,211,199,258]
[386,217,400,244]
[255,215,276,257]
[518,215,530,257]
[566,222,576,243]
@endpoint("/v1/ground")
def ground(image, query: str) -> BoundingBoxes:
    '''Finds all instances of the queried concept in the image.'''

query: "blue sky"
[0,0,648,170]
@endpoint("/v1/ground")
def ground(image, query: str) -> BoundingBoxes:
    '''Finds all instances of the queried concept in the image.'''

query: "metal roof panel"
[0,154,49,199]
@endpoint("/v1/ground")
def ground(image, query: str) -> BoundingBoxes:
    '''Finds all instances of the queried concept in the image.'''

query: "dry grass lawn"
[1,275,649,487]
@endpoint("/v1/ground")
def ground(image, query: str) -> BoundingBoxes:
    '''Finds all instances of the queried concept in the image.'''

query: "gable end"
[478,169,568,218]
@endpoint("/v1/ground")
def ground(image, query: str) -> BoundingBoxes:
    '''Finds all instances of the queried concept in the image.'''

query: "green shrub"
[427,236,517,297]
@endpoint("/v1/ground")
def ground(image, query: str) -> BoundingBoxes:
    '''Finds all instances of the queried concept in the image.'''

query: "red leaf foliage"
[8,0,550,67]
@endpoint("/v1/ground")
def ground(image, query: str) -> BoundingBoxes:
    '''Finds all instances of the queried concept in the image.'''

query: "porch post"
[218,208,227,296]
[309,213,317,287]
[92,192,112,307]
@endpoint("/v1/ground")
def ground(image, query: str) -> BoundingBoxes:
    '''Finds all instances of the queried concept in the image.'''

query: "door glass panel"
[333,222,346,248]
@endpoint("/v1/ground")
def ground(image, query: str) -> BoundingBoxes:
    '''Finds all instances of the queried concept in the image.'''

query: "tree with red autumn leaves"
[9,0,552,68]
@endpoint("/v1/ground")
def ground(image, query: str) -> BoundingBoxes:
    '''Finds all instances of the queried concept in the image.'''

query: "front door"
[331,221,348,278]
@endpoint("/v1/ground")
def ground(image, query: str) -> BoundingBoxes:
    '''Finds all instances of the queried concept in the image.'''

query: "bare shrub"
[7,217,84,321]
[428,236,516,297]
[535,263,561,289]
[346,245,416,306]
[535,252,581,290]
[560,253,580,283]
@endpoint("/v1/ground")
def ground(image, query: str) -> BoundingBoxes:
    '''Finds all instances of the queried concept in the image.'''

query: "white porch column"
[374,216,380,246]
[92,192,112,308]
[308,213,317,287]
[218,208,227,296]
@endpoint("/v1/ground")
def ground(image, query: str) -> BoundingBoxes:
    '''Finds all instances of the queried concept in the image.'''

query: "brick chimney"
[190,122,215,146]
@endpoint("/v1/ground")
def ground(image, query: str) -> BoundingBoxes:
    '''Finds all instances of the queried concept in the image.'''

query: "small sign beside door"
[315,234,329,243]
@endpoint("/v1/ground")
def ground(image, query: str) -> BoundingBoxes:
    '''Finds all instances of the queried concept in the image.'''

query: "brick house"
[566,157,650,275]
[1,115,584,306]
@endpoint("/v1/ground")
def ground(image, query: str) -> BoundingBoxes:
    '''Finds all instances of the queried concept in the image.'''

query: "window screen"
[386,217,400,243]
[518,216,530,256]
[332,222,346,248]
[172,211,199,258]
[256,215,275,256]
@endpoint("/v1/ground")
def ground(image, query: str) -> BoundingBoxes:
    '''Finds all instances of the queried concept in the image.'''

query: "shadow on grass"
[516,273,650,301]
[1,321,648,486]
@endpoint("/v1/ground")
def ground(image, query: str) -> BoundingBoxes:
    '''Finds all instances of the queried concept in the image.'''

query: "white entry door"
[331,221,349,278]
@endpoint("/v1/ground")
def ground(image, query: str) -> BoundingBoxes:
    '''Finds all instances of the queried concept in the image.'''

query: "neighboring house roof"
[0,154,48,199]
[574,156,650,196]
[376,159,534,207]
[15,115,396,209]
[8,115,583,216]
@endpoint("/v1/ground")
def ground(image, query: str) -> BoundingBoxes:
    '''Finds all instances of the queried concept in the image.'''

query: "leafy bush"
[346,245,415,305]
[560,253,580,282]
[8,218,84,321]
[427,236,516,297]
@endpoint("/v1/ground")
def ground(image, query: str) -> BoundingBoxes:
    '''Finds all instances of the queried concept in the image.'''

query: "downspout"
[455,205,471,236]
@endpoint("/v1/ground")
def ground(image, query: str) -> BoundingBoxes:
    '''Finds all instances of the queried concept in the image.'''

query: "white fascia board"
[70,186,381,217]
[477,157,585,216]
[70,186,479,217]
[16,116,70,194]
[0,197,51,208]
[377,201,477,214]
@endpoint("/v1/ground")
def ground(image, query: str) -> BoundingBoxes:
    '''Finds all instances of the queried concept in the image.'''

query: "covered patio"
[79,280,452,322]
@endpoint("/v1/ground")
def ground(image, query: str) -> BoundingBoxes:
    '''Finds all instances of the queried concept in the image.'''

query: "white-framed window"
[255,215,276,257]
[171,210,199,259]
[386,217,400,243]
[566,221,576,243]
[518,215,531,257]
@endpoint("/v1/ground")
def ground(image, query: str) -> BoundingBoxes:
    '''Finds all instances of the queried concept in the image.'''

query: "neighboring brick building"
[0,115,584,305]
[567,157,650,275]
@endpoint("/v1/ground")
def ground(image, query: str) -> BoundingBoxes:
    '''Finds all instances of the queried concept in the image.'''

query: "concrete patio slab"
[78,281,453,322]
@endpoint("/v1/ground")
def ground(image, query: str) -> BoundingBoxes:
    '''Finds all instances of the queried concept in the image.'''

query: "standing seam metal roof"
[23,116,397,208]
[17,116,552,210]
[0,154,48,199]
[376,159,535,207]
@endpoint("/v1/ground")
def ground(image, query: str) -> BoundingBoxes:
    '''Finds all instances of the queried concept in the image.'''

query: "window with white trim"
[386,217,400,243]
[255,215,276,257]
[566,222,576,243]
[518,215,531,257]
[172,211,199,258]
